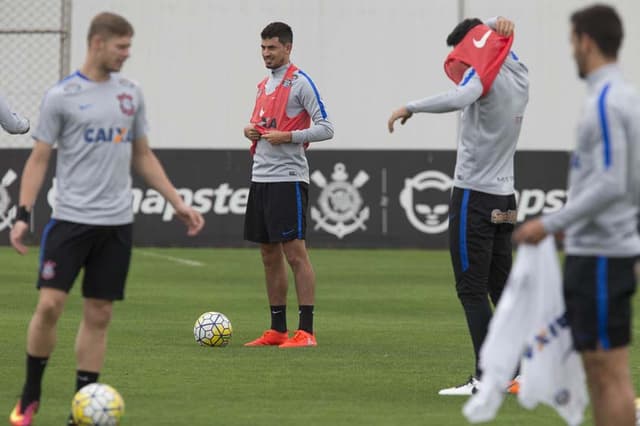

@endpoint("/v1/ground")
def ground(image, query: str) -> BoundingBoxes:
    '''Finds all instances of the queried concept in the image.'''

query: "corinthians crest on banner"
[310,163,370,239]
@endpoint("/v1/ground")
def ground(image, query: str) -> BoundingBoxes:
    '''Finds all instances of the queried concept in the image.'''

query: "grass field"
[1,247,639,425]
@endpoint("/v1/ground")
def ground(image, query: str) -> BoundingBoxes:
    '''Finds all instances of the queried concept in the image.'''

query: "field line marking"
[135,249,204,267]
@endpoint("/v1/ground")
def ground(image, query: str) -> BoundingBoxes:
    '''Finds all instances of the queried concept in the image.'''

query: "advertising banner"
[0,149,568,248]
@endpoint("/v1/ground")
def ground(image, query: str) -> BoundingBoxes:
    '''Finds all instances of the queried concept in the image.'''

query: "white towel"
[463,236,588,426]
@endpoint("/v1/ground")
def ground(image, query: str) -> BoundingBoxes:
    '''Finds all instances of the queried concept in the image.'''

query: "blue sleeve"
[290,71,334,144]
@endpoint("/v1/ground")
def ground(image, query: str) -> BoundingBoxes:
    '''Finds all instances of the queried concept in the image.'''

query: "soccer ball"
[71,383,124,426]
[193,311,232,347]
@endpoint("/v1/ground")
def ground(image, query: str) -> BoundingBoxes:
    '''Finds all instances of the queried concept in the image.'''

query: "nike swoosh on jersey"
[472,30,492,48]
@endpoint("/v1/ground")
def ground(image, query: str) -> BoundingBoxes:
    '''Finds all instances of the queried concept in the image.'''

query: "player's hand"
[243,125,261,141]
[10,220,29,255]
[388,107,413,133]
[175,204,205,236]
[495,17,515,37]
[513,218,547,245]
[262,130,292,145]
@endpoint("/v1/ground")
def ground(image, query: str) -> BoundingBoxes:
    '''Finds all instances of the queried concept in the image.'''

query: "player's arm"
[290,74,334,144]
[10,141,52,254]
[131,136,204,236]
[0,93,29,134]
[388,68,482,132]
[262,73,334,145]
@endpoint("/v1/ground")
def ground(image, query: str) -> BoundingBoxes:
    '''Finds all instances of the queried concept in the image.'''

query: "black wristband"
[16,206,30,223]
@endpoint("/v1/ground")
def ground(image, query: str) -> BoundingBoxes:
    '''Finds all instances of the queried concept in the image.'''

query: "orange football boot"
[279,330,317,348]
[9,400,38,426]
[507,376,520,395]
[244,329,288,346]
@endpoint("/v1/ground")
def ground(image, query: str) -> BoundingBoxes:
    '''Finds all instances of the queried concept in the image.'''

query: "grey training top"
[407,51,529,196]
[542,64,640,256]
[33,71,148,225]
[251,63,334,183]
[0,92,29,134]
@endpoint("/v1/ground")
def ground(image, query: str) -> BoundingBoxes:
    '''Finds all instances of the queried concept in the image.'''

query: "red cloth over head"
[444,24,513,96]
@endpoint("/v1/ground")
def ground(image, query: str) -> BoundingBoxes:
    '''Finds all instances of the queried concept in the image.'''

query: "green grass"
[1,247,638,425]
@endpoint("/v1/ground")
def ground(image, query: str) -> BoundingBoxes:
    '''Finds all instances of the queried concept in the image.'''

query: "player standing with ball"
[9,12,204,426]
[243,22,334,348]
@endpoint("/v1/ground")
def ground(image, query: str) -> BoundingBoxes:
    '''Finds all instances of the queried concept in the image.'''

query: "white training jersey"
[33,71,148,225]
[542,64,640,256]
[407,53,529,196]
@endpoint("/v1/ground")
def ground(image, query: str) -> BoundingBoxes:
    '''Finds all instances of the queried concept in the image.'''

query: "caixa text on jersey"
[83,127,133,143]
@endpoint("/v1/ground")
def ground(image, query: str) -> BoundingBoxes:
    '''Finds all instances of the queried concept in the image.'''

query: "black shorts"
[449,187,517,305]
[564,255,638,351]
[244,182,308,244]
[37,219,133,300]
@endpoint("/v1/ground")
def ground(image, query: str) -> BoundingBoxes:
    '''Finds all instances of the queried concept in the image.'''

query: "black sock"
[270,305,287,332]
[462,301,492,378]
[76,370,99,392]
[20,354,49,409]
[298,305,314,334]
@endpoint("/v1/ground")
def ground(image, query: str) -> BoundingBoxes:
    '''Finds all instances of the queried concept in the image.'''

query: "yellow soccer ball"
[193,311,232,347]
[71,383,124,426]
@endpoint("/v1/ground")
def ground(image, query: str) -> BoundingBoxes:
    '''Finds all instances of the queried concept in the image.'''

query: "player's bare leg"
[279,239,317,347]
[27,288,67,356]
[75,298,113,372]
[582,347,635,426]
[244,243,290,346]
[282,239,315,305]
[11,288,67,424]
[260,243,288,305]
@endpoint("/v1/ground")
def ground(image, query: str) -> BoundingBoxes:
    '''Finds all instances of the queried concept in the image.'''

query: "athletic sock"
[270,305,287,332]
[462,301,492,378]
[76,370,100,392]
[298,305,314,334]
[20,353,49,409]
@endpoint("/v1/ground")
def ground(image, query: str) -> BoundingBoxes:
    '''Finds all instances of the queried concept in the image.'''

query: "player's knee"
[35,297,65,323]
[84,301,113,329]
[583,353,623,389]
[456,286,487,307]
[283,249,309,270]
[260,244,283,266]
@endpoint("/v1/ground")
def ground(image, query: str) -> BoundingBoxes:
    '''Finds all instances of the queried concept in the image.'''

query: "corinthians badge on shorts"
[310,163,370,239]
[41,260,57,280]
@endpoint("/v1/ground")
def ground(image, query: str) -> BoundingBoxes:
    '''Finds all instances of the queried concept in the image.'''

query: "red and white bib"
[444,24,513,96]
[249,64,310,154]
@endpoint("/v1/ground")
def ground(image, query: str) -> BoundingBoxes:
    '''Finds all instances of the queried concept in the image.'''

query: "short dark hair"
[446,18,483,47]
[261,22,293,45]
[87,12,134,44]
[571,4,623,58]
